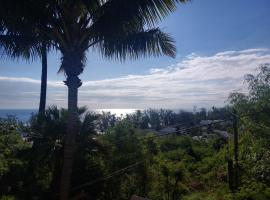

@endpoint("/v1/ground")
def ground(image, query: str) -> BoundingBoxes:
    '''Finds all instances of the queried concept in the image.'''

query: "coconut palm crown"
[0,0,189,199]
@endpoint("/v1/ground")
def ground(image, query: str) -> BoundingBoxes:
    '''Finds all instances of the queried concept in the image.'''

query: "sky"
[1,0,270,109]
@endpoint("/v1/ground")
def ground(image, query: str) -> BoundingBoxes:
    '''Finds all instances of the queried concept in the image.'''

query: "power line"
[130,110,270,142]
[230,111,270,131]
[43,111,270,178]
[81,120,230,173]
[45,109,270,196]
[250,121,270,131]
[98,111,266,150]
[70,110,269,193]
[71,161,142,192]
[69,115,235,192]
[140,118,229,141]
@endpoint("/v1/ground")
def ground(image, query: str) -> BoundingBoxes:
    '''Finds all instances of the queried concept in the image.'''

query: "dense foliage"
[0,65,270,199]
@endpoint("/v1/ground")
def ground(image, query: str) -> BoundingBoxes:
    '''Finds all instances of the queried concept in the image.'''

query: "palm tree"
[1,0,189,199]
[0,36,49,113]
[28,106,102,198]
[39,42,48,113]
[0,4,49,113]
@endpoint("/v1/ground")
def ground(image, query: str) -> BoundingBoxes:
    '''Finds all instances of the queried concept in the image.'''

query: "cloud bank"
[1,48,270,109]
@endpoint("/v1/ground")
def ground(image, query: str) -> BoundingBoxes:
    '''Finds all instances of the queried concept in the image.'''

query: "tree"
[1,0,190,198]
[229,63,270,120]
[25,106,103,199]
[0,117,31,198]
[0,37,49,113]
[0,3,50,113]
[228,64,270,199]
[38,42,48,113]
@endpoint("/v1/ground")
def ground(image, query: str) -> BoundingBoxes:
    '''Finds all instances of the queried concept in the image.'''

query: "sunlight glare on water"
[95,109,138,117]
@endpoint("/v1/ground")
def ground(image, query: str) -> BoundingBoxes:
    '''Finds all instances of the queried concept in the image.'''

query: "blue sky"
[1,0,270,109]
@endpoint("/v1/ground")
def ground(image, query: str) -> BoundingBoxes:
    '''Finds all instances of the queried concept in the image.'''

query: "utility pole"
[232,110,239,191]
[227,157,234,191]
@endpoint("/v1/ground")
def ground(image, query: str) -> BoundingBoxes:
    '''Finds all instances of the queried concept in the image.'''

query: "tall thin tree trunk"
[60,74,82,200]
[39,42,47,113]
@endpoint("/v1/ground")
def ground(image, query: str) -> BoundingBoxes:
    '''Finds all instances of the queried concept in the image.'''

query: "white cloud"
[0,76,64,87]
[0,76,40,84]
[0,48,270,109]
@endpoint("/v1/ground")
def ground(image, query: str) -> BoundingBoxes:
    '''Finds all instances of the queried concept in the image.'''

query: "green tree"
[23,107,103,199]
[229,64,270,199]
[1,0,190,198]
[0,117,30,198]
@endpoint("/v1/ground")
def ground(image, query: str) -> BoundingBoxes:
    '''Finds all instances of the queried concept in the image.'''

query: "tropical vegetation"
[0,0,190,198]
[0,65,269,199]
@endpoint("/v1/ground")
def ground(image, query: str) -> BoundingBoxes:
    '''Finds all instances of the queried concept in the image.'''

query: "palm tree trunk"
[38,42,47,113]
[60,74,82,200]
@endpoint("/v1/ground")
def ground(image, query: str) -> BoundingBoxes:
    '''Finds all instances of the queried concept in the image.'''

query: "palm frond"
[0,0,55,60]
[83,0,186,61]
[0,34,41,60]
[81,0,105,17]
[95,28,176,61]
[91,0,189,27]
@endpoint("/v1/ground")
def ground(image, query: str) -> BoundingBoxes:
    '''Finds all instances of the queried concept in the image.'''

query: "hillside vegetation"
[0,65,270,199]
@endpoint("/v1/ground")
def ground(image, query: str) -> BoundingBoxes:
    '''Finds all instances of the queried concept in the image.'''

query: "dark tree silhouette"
[0,3,50,113]
[0,0,190,198]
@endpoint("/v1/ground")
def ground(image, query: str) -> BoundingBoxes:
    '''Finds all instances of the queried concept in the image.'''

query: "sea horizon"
[0,108,140,122]
[0,108,193,122]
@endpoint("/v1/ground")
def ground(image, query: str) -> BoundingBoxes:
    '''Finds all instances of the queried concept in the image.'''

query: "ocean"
[0,109,37,122]
[0,109,138,122]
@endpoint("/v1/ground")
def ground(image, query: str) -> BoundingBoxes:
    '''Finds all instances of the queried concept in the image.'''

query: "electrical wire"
[230,111,270,131]
[71,161,142,191]
[70,110,269,192]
